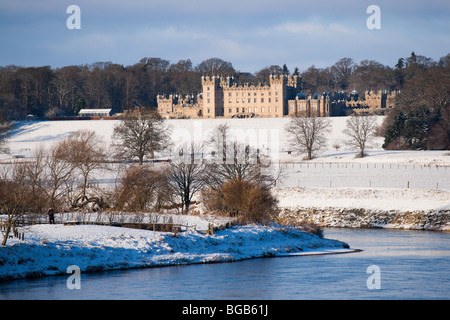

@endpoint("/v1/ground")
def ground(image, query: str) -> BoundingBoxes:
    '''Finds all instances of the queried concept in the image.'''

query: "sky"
[0,0,449,73]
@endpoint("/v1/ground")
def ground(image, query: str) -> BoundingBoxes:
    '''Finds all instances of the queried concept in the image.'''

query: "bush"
[115,165,167,212]
[205,177,279,224]
[298,220,324,238]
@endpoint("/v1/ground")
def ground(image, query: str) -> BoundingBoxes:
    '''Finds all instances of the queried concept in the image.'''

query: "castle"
[157,75,398,119]
[339,89,398,114]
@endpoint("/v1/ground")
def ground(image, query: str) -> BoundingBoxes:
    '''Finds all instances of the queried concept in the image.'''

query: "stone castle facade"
[157,75,398,119]
[340,90,398,114]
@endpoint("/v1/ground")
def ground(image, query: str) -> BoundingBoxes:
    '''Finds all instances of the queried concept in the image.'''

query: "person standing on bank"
[47,207,55,224]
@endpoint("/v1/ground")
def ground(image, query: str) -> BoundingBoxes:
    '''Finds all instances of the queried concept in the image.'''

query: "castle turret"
[202,76,224,118]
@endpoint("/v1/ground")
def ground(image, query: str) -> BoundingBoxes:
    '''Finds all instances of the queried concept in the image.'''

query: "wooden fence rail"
[0,217,25,241]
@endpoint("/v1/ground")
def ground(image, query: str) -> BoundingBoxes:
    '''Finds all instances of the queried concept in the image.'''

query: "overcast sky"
[0,0,449,73]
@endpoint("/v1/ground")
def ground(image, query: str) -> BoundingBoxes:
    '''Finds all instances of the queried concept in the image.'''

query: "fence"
[0,217,25,241]
[274,161,450,190]
[277,161,450,170]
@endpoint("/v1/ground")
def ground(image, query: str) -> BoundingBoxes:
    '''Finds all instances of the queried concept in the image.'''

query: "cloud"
[274,21,357,37]
[275,22,325,36]
[0,0,449,71]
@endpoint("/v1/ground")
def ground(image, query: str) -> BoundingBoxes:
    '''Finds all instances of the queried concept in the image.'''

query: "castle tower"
[202,76,224,118]
[269,75,288,115]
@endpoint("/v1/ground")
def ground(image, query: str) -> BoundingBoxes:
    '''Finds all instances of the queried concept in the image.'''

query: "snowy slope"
[4,117,450,165]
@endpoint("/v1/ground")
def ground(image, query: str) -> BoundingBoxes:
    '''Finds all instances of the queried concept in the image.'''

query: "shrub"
[215,177,278,224]
[298,220,324,238]
[115,165,167,212]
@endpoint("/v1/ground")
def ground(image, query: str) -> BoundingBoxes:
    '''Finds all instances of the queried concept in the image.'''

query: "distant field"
[2,117,450,192]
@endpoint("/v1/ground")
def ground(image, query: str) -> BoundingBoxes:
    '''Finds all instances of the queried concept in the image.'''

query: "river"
[0,228,449,300]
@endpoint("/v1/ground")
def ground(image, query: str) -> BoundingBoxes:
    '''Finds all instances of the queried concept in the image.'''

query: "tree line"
[0,53,447,118]
[0,52,449,151]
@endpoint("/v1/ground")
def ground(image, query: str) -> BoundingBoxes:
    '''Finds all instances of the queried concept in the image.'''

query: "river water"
[0,228,449,300]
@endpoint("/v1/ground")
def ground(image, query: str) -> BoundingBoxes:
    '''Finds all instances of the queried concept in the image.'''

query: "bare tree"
[195,58,235,76]
[23,146,47,213]
[58,130,108,202]
[343,114,378,158]
[115,165,163,212]
[166,143,206,213]
[331,57,355,90]
[201,124,280,219]
[0,161,34,245]
[43,142,75,210]
[112,107,171,165]
[203,124,277,192]
[285,114,331,160]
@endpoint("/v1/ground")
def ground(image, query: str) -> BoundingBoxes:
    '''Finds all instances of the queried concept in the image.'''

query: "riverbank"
[279,207,450,231]
[0,223,351,282]
[275,187,450,231]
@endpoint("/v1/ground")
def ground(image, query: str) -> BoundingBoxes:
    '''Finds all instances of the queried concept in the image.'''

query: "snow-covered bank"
[275,187,450,231]
[279,207,450,231]
[0,223,351,282]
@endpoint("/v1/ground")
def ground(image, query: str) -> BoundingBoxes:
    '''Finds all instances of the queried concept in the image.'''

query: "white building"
[78,109,112,117]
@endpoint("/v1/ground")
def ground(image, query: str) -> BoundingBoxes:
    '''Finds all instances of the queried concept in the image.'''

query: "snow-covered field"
[4,117,450,167]
[4,117,450,209]
[275,187,450,212]
[1,117,449,281]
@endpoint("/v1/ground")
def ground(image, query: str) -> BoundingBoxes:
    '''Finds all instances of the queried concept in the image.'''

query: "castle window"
[269,107,271,113]
[229,99,232,103]
[236,99,239,103]
[261,92,264,96]
[208,108,210,113]
[207,99,210,103]
[269,98,271,103]
[262,107,265,113]
[254,98,257,103]
[275,98,279,102]
[236,108,239,113]
[242,99,245,103]
[261,98,264,103]
[248,98,251,103]
[207,87,210,91]
[229,108,232,113]
[228,92,232,97]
